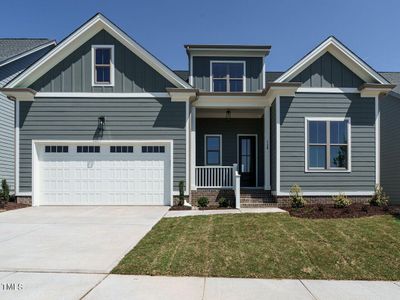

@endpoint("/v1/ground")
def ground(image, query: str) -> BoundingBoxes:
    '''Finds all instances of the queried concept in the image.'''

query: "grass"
[112,213,400,280]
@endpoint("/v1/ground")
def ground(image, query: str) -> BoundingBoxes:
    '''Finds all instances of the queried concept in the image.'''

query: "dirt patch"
[286,204,400,219]
[0,202,30,212]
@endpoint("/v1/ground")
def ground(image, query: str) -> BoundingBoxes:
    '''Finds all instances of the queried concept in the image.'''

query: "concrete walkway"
[164,207,286,218]
[1,273,399,300]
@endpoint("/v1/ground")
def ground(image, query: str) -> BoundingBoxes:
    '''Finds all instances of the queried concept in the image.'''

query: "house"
[0,39,56,192]
[1,13,397,207]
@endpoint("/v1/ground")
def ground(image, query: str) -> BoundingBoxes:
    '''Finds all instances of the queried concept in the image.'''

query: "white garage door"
[34,142,171,206]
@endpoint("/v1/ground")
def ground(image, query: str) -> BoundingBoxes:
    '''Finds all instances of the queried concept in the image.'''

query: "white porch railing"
[233,163,241,209]
[195,166,234,188]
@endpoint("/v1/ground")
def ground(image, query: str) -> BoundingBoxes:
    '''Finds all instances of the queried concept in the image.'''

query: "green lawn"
[113,213,400,280]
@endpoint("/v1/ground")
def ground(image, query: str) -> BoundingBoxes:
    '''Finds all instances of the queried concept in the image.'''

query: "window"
[77,146,100,153]
[110,146,134,153]
[205,135,222,165]
[92,45,114,86]
[211,61,245,92]
[142,146,165,153]
[45,145,68,153]
[306,118,351,171]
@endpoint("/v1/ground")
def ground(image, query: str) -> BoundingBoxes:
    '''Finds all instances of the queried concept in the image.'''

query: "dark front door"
[238,136,256,187]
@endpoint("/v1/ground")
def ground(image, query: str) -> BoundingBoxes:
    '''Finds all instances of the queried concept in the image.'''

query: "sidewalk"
[1,272,399,300]
[164,207,286,218]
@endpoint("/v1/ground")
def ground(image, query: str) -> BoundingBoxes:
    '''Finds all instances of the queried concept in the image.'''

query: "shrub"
[333,193,352,208]
[218,197,229,208]
[361,205,369,213]
[290,184,306,208]
[370,184,389,207]
[197,197,209,208]
[178,180,185,206]
[317,204,324,212]
[0,179,10,203]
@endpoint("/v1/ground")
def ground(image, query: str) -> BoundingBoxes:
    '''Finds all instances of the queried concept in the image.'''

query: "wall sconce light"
[98,116,106,132]
[225,110,231,120]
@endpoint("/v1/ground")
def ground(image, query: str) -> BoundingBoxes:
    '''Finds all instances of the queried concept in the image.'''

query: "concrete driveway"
[0,206,168,273]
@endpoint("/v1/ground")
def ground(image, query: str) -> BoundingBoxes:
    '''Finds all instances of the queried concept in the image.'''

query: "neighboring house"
[1,13,397,206]
[0,39,55,192]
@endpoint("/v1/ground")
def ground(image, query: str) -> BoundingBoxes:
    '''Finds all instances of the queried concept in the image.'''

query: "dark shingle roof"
[0,38,53,65]
[379,72,400,94]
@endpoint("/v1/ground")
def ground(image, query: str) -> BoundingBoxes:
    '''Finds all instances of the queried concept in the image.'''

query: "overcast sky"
[2,0,399,71]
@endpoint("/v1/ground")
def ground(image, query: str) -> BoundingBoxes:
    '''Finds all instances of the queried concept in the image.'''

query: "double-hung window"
[306,118,351,171]
[92,45,114,86]
[205,135,222,165]
[211,61,245,92]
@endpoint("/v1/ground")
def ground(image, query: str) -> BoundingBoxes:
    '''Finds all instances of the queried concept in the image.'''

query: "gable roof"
[275,36,389,85]
[0,39,55,67]
[6,13,191,89]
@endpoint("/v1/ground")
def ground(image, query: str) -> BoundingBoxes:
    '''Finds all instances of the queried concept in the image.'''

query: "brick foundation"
[190,189,235,207]
[276,195,371,208]
[16,196,32,205]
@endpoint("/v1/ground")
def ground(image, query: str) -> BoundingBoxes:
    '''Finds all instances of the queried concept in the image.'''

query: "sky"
[2,0,400,72]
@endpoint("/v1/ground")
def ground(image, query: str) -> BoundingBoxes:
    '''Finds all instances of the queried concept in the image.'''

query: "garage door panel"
[36,143,171,206]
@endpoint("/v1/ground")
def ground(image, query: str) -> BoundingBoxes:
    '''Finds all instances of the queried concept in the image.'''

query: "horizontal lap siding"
[380,93,400,204]
[0,94,14,190]
[280,93,375,193]
[19,97,186,192]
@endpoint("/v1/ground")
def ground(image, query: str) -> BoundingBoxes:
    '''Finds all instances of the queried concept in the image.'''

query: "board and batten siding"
[291,52,364,88]
[192,56,263,92]
[279,93,376,193]
[30,30,175,93]
[18,97,186,192]
[0,94,14,190]
[196,118,264,187]
[380,92,400,204]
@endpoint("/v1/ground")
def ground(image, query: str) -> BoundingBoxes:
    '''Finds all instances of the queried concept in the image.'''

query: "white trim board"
[272,191,374,196]
[275,36,389,85]
[375,96,380,185]
[6,14,191,89]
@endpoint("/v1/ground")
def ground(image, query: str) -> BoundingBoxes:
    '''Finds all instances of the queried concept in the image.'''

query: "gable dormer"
[185,45,270,92]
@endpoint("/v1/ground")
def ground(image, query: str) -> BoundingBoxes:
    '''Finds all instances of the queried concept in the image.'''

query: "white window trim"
[91,45,115,87]
[204,134,222,166]
[210,60,246,92]
[304,117,352,173]
[236,134,258,187]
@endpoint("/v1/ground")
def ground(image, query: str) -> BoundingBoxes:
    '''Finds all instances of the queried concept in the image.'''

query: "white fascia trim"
[31,139,175,206]
[304,117,352,173]
[6,14,191,89]
[35,92,170,98]
[297,87,359,94]
[275,37,388,84]
[210,60,246,92]
[0,41,56,68]
[375,96,380,185]
[91,45,115,87]
[276,96,280,194]
[272,191,374,196]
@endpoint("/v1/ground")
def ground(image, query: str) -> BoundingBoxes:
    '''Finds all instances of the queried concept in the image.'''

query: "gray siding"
[192,56,263,92]
[19,97,186,192]
[30,30,175,93]
[291,52,364,88]
[196,118,264,186]
[380,92,400,204]
[279,93,375,193]
[0,94,14,190]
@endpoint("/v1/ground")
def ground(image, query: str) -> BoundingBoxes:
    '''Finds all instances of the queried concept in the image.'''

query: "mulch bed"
[286,203,400,219]
[169,205,192,211]
[198,206,234,210]
[0,202,30,212]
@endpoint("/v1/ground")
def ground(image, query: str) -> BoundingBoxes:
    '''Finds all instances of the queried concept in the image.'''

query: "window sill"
[305,169,351,173]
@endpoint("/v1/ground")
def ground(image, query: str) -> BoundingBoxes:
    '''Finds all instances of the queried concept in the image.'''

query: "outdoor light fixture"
[98,116,106,132]
[225,110,231,120]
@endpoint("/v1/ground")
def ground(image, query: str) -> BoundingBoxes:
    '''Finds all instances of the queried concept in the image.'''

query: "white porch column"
[190,105,197,190]
[264,106,271,190]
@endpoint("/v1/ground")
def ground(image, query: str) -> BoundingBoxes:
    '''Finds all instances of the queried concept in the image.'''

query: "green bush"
[0,179,10,203]
[197,197,209,208]
[290,184,306,208]
[218,197,229,208]
[178,180,185,206]
[370,184,389,207]
[333,193,352,208]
